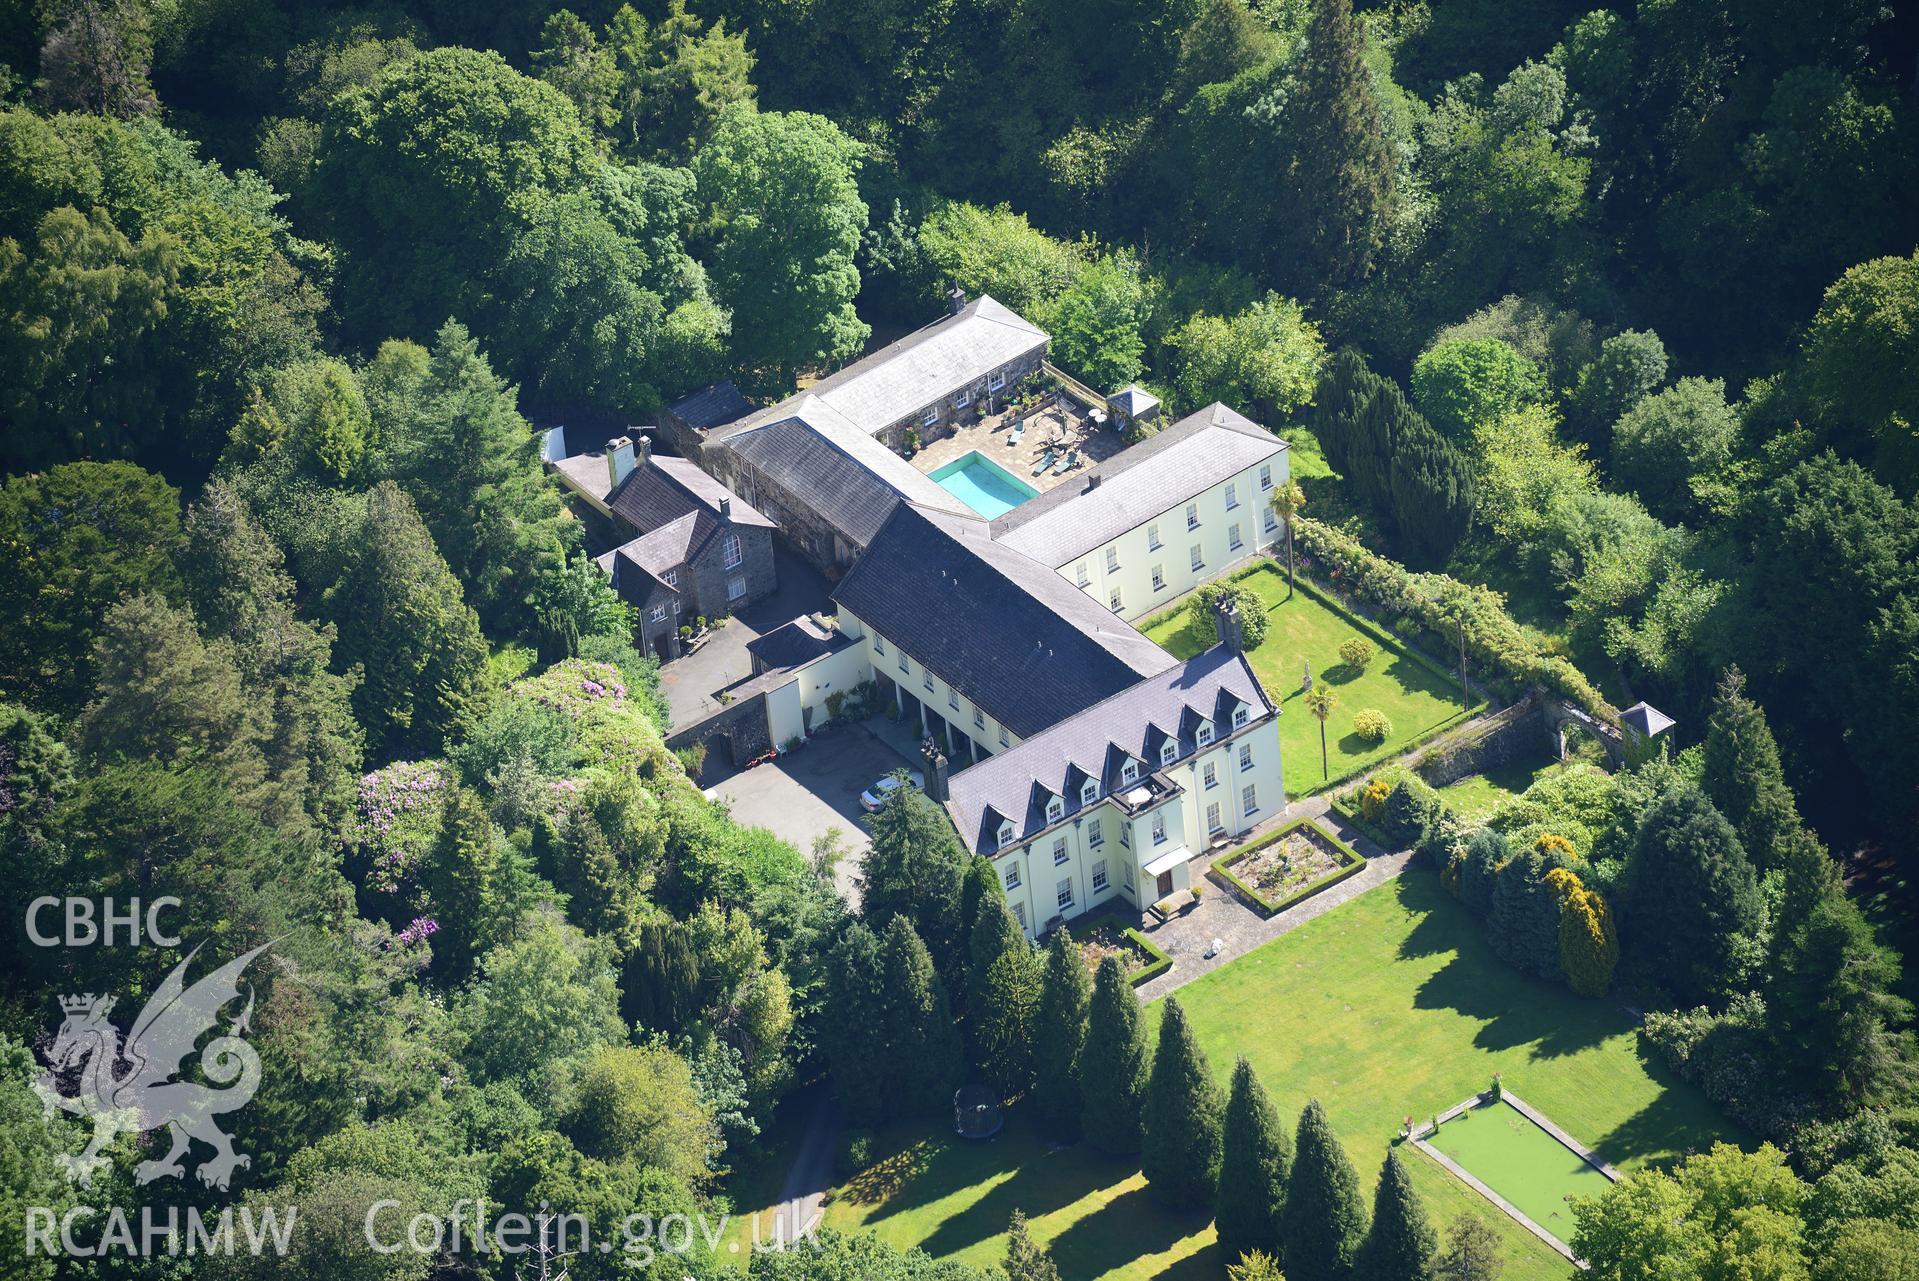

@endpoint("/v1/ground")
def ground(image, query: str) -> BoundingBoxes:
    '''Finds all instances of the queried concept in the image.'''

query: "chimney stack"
[1213,593,1245,654]
[605,436,636,489]
[947,281,967,316]
[921,736,950,803]
[1085,474,1101,493]
[636,433,653,467]
[719,496,733,522]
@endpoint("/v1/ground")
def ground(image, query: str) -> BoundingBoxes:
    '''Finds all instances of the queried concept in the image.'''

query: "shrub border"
[1064,908,1173,987]
[1211,818,1367,917]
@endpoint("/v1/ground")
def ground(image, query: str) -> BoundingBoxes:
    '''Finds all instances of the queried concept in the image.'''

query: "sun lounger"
[1031,449,1055,477]
[1007,420,1026,446]
[1051,449,1078,475]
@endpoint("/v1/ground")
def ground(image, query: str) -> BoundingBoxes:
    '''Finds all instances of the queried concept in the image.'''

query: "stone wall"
[873,348,1046,452]
[1409,694,1547,788]
[706,450,855,576]
[685,522,777,620]
[665,684,775,768]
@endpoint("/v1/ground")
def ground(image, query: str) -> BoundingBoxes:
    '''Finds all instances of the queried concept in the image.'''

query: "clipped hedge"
[1070,908,1173,987]
[1291,517,1615,723]
[1211,819,1367,916]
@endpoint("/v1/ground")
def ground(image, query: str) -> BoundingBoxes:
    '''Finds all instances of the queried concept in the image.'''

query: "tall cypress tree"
[1142,997,1225,1209]
[1359,1148,1436,1281]
[881,915,965,1119]
[1701,668,1802,872]
[970,897,1039,1095]
[1274,0,1396,292]
[1390,416,1474,569]
[1216,1058,1291,1261]
[1079,956,1151,1155]
[864,789,972,976]
[1283,1099,1369,1281]
[1315,347,1379,479]
[1032,928,1092,1138]
[1625,784,1763,1007]
[823,923,890,1127]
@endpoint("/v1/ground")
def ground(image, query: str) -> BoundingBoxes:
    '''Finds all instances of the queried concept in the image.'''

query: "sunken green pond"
[928,450,1040,519]
[1424,1100,1614,1245]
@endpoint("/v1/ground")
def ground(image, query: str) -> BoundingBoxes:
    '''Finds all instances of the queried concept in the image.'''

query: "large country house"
[547,292,1293,934]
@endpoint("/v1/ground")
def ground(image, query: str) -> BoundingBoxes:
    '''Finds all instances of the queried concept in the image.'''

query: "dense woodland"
[0,0,1917,1278]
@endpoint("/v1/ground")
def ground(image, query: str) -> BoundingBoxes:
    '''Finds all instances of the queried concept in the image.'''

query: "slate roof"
[747,616,848,672]
[724,399,976,546]
[666,380,753,432]
[945,646,1275,854]
[1109,385,1160,417]
[1621,702,1675,737]
[712,295,1047,441]
[608,454,775,537]
[594,541,679,609]
[990,403,1288,567]
[832,503,1176,738]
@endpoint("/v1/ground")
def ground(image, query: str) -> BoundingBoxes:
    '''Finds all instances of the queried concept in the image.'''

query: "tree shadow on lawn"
[1042,1182,1221,1281]
[1590,1051,1746,1170]
[1394,876,1620,1058]
[912,1143,1152,1262]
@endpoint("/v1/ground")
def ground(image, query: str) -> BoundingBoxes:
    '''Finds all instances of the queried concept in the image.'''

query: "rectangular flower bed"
[1212,819,1367,916]
[1065,911,1172,987]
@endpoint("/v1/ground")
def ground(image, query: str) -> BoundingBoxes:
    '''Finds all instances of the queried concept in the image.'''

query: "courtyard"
[909,392,1129,505]
[1144,563,1475,797]
[789,871,1736,1281]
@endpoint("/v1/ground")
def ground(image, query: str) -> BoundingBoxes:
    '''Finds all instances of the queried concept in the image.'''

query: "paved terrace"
[909,398,1129,495]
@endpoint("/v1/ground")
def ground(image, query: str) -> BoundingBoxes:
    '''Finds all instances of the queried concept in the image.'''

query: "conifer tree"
[1283,1099,1369,1281]
[881,915,966,1118]
[1004,1209,1061,1281]
[1700,668,1802,872]
[1079,956,1151,1155]
[1142,997,1225,1209]
[970,897,1039,1095]
[1359,1148,1436,1281]
[1216,1058,1291,1261]
[1274,0,1396,292]
[1032,928,1092,1138]
[823,923,890,1127]
[1625,784,1763,1006]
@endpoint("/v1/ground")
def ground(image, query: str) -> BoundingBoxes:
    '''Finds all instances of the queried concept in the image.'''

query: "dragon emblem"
[34,941,272,1190]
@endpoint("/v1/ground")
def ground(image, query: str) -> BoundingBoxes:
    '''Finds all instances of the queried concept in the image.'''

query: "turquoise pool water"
[928,450,1042,519]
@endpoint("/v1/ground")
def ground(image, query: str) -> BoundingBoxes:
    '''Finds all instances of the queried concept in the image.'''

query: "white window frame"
[1109,589,1123,614]
[1151,812,1167,845]
[1076,561,1091,588]
[999,727,1010,747]
[988,369,1007,392]
[1046,796,1065,823]
[1243,783,1258,816]
[974,709,986,729]
[1052,837,1068,866]
[1259,463,1273,490]
[898,652,910,673]
[1207,802,1223,834]
[1005,863,1021,889]
[1264,506,1278,532]
[1057,879,1075,911]
[998,822,1015,849]
[1160,739,1178,766]
[1088,821,1104,848]
[727,575,747,602]
[1147,523,1161,550]
[1120,823,1132,848]
[1123,861,1135,888]
[1225,482,1239,511]
[1203,762,1217,790]
[1228,524,1243,552]
[1190,545,1204,572]
[1233,705,1250,729]
[873,634,885,654]
[923,672,934,693]
[1151,564,1165,591]
[1120,759,1140,785]
[1186,502,1200,530]
[1196,721,1215,747]
[948,689,960,711]
[1104,547,1119,573]
[920,405,938,427]
[722,534,742,569]
[1081,779,1098,805]
[1092,861,1109,893]
[663,569,679,587]
[650,605,667,623]
[1239,743,1253,771]
[955,388,972,409]
[1013,901,1026,928]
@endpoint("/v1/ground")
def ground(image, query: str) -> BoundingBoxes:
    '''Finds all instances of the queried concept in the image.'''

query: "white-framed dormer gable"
[1042,786,1065,824]
[995,814,1016,850]
[1195,717,1216,748]
[1119,756,1141,786]
[1158,734,1179,767]
[1080,776,1099,807]
[1230,698,1251,730]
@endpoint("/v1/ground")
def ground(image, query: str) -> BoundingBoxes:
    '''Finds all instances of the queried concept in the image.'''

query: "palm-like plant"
[1271,480,1306,597]
[1302,684,1338,779]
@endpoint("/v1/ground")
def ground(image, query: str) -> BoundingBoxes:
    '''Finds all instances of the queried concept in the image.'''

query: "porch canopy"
[1143,847,1189,878]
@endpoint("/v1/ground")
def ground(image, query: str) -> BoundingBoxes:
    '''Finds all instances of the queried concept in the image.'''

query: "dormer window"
[1196,721,1215,747]
[1120,759,1140,785]
[1081,779,1098,806]
[1232,705,1250,729]
[997,821,1015,849]
[1045,795,1065,823]
[1159,739,1178,766]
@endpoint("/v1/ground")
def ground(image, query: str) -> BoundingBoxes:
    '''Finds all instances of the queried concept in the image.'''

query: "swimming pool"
[928,450,1041,519]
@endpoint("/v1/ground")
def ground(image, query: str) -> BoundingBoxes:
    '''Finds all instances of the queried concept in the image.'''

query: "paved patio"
[910,398,1128,496]
[1134,794,1412,1001]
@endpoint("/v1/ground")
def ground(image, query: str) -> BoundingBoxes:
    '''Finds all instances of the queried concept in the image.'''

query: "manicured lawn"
[1143,563,1473,797]
[1426,1100,1615,1247]
[1437,755,1568,822]
[818,872,1738,1281]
